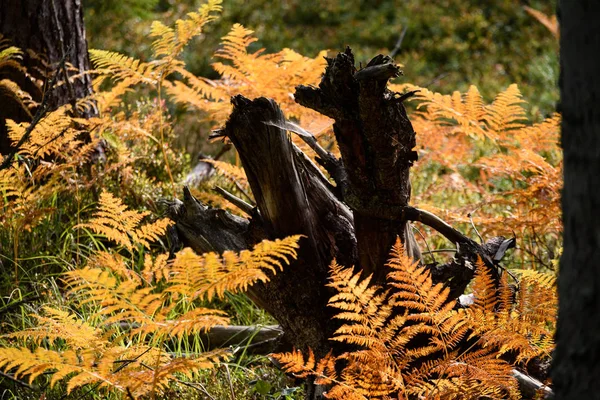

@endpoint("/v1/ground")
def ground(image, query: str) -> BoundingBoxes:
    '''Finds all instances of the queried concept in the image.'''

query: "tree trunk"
[552,1,600,398]
[0,0,94,154]
[169,48,504,399]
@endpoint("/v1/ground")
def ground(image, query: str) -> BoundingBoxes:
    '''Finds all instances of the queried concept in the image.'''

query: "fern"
[150,0,222,62]
[167,22,330,129]
[75,191,173,251]
[1,234,301,396]
[0,187,302,395]
[276,238,552,399]
[391,82,561,270]
[168,235,302,301]
[6,105,80,158]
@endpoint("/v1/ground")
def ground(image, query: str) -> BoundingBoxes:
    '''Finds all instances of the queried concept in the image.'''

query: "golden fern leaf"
[141,308,229,339]
[0,165,52,231]
[275,236,553,400]
[65,261,228,341]
[324,385,369,400]
[75,191,173,250]
[0,45,22,62]
[401,83,489,140]
[470,258,498,314]
[168,22,328,131]
[89,49,158,85]
[272,348,316,378]
[0,346,119,392]
[149,20,176,59]
[3,307,106,350]
[142,252,170,284]
[214,23,260,64]
[513,269,556,289]
[0,79,34,118]
[273,348,338,386]
[64,265,166,327]
[484,84,527,133]
[326,262,394,351]
[467,263,555,362]
[0,44,29,84]
[117,349,229,398]
[387,239,466,359]
[6,105,80,158]
[150,0,222,61]
[168,235,302,301]
[93,77,137,112]
[442,348,520,399]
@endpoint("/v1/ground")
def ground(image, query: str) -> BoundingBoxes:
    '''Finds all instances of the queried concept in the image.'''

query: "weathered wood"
[169,48,517,399]
[295,48,421,284]
[170,97,357,366]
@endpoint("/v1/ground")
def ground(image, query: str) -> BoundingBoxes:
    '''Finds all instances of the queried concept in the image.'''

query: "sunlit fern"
[0,192,301,397]
[275,238,553,399]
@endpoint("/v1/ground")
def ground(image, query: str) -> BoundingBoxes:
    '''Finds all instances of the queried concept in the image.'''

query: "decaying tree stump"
[168,48,511,398]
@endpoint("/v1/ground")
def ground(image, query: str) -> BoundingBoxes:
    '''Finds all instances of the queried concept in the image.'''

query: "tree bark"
[0,0,95,155]
[552,1,600,398]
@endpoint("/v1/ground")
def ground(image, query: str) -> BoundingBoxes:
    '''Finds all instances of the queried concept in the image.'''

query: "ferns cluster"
[389,82,562,270]
[0,193,301,397]
[0,1,561,398]
[275,239,556,399]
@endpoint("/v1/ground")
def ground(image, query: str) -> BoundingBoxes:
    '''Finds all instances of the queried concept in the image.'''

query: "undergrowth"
[0,1,559,399]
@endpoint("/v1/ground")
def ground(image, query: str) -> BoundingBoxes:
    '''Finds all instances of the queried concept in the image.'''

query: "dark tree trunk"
[552,1,600,398]
[0,0,94,155]
[169,49,505,399]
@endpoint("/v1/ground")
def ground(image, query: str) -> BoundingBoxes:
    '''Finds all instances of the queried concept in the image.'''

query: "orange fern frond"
[524,6,559,39]
[6,105,80,158]
[89,49,158,85]
[151,0,222,61]
[168,235,302,301]
[75,191,173,250]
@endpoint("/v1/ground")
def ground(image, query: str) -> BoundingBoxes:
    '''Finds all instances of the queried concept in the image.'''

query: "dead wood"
[168,47,517,399]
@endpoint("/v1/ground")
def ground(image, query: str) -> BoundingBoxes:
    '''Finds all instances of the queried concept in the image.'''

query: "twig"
[393,89,419,104]
[213,143,232,161]
[467,212,484,243]
[389,25,409,58]
[223,364,236,400]
[402,206,475,246]
[413,226,436,264]
[214,186,254,216]
[175,379,217,400]
[233,180,254,203]
[512,369,554,399]
[424,72,449,88]
[31,126,70,158]
[498,264,520,285]
[421,248,458,254]
[0,370,34,390]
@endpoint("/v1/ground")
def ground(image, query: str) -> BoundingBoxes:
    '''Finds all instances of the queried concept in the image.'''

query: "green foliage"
[85,0,558,118]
